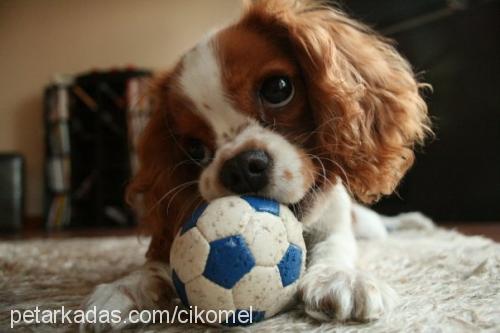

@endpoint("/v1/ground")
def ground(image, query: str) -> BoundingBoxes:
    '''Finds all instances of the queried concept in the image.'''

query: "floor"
[445,223,500,242]
[3,225,498,332]
[1,222,499,242]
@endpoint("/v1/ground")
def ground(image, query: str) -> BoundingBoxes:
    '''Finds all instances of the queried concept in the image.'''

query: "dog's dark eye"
[259,76,294,108]
[186,138,211,166]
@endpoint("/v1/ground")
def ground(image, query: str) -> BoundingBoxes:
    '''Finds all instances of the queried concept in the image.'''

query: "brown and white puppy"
[84,0,432,328]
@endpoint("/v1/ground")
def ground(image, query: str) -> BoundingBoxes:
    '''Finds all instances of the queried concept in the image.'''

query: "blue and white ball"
[170,195,306,325]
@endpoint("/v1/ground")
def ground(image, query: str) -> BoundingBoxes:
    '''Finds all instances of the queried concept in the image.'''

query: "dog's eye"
[259,76,294,108]
[186,138,211,166]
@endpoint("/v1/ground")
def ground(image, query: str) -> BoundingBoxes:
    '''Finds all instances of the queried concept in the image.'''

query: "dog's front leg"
[299,183,397,322]
[81,261,175,330]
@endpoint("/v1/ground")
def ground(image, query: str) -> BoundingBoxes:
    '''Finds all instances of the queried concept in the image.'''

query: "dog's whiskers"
[149,180,199,215]
[168,159,196,177]
[177,194,204,223]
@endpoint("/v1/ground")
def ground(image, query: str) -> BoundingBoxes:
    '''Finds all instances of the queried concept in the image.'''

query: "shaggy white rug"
[1,227,499,332]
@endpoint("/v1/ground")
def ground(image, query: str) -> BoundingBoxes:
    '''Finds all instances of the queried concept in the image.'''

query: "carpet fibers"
[1,227,499,332]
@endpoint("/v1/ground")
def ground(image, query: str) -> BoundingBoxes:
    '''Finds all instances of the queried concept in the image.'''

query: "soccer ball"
[170,195,306,325]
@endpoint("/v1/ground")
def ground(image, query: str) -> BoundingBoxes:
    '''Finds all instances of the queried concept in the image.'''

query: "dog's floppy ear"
[242,0,432,203]
[126,72,201,262]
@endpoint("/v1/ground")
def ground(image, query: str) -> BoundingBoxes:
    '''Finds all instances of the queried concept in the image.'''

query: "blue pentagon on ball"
[241,195,280,216]
[277,243,304,287]
[169,195,306,326]
[203,235,255,289]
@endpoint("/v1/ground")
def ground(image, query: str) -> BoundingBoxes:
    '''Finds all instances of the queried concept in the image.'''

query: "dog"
[84,0,433,328]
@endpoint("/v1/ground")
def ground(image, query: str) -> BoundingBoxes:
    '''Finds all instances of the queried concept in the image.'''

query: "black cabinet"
[0,153,24,231]
[339,0,500,221]
[44,70,151,229]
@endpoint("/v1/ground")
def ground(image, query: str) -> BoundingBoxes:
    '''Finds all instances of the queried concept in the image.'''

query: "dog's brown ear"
[126,72,201,262]
[242,0,432,202]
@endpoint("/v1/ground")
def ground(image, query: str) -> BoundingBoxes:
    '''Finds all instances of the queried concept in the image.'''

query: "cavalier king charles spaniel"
[84,0,433,328]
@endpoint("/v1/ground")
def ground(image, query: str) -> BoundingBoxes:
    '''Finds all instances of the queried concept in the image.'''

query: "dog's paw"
[299,264,397,322]
[80,263,174,331]
[81,280,138,331]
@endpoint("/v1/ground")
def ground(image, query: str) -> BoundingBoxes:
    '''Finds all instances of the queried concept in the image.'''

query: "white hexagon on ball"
[186,275,235,314]
[267,282,300,316]
[170,227,210,283]
[242,212,288,266]
[196,196,253,242]
[232,266,284,314]
[280,206,307,251]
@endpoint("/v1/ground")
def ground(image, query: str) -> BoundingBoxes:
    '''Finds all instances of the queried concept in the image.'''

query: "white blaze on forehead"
[178,37,249,145]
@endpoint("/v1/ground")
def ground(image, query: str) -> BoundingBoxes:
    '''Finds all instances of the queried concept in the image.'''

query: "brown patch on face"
[282,169,293,181]
[204,177,211,190]
[214,23,320,201]
[215,24,314,139]
[202,102,211,110]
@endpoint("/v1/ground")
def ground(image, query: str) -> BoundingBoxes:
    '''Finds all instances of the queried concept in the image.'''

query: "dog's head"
[128,0,431,260]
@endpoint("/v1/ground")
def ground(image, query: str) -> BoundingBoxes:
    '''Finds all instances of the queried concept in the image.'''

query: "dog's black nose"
[220,150,271,194]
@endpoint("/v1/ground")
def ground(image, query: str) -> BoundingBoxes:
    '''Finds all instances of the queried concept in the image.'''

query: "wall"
[0,0,242,217]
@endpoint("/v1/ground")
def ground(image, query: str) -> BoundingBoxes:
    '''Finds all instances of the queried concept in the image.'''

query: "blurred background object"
[0,0,498,236]
[336,0,500,222]
[44,70,151,229]
[0,0,241,232]
[0,153,25,231]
